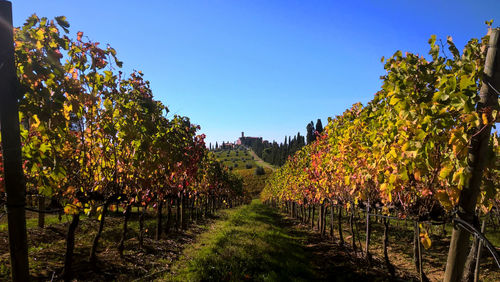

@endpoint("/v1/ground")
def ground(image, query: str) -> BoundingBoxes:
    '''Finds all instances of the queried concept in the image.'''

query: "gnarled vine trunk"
[38,196,45,228]
[383,218,394,276]
[330,203,335,241]
[90,201,109,264]
[63,214,80,281]
[338,206,344,245]
[165,198,172,234]
[349,210,356,251]
[139,206,145,249]
[156,200,163,240]
[365,201,371,264]
[118,205,131,257]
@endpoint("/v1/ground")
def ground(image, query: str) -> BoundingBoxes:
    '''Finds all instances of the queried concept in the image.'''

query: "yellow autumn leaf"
[435,190,453,210]
[63,103,72,120]
[380,183,387,191]
[452,167,464,184]
[401,142,409,152]
[32,114,40,128]
[389,174,397,184]
[84,207,92,215]
[439,164,453,180]
[35,29,45,40]
[419,224,432,250]
[482,113,489,125]
[64,204,78,215]
[414,170,421,181]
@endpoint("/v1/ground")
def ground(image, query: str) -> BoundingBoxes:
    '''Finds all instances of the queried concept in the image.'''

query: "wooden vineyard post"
[38,196,45,228]
[382,217,394,276]
[156,200,163,240]
[0,1,30,281]
[365,201,371,264]
[473,220,486,282]
[338,205,344,245]
[329,202,335,241]
[349,207,356,252]
[444,28,500,282]
[417,223,424,282]
[311,205,315,230]
[62,214,80,281]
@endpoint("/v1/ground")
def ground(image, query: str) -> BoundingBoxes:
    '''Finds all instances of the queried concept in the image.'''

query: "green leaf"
[104,70,113,83]
[439,165,453,180]
[39,143,50,153]
[428,35,437,46]
[459,75,475,90]
[389,96,400,105]
[54,16,70,32]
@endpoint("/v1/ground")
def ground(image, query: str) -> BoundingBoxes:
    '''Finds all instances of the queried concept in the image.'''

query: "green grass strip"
[164,199,314,281]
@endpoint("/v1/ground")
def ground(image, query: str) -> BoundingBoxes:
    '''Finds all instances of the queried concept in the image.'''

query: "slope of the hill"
[213,146,273,198]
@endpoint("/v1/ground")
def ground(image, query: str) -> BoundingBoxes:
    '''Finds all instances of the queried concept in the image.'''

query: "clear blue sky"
[12,0,500,146]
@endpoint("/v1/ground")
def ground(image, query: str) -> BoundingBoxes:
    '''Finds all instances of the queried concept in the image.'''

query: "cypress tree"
[315,119,323,134]
[297,132,305,148]
[306,121,315,144]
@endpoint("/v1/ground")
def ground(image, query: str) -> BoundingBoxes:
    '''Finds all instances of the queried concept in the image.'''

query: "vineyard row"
[261,27,500,281]
[0,14,245,281]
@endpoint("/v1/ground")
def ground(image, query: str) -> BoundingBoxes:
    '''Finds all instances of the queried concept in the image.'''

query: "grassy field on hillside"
[213,147,259,170]
[213,147,273,198]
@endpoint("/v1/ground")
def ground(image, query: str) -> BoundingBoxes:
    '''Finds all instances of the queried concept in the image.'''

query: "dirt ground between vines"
[284,213,500,282]
[0,211,221,281]
[283,216,417,282]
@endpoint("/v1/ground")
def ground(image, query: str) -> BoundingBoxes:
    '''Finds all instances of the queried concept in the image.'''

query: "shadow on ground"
[171,200,414,281]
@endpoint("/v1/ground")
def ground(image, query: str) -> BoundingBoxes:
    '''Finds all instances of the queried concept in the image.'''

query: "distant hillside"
[230,119,324,167]
[213,146,272,198]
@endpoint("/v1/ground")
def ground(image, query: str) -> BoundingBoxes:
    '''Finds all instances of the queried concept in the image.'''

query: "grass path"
[247,149,276,171]
[163,199,314,281]
[162,200,411,282]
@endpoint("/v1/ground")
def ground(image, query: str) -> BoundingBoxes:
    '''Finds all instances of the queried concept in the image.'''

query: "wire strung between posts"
[365,212,407,221]
[23,201,109,214]
[2,201,108,215]
[453,217,500,269]
[487,81,500,95]
[2,204,63,214]
[304,203,451,224]
[25,207,64,214]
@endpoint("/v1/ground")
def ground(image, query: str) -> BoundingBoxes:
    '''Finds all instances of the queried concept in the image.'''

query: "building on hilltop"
[237,132,262,147]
